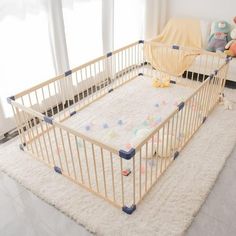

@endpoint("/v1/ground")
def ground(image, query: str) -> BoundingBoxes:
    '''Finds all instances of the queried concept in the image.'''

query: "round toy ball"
[103,123,109,129]
[118,120,123,125]
[234,16,236,24]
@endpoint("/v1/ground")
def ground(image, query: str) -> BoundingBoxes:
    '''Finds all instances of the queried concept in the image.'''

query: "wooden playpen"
[7,41,230,214]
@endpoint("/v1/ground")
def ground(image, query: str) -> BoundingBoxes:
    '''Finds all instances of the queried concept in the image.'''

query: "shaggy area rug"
[0,88,236,236]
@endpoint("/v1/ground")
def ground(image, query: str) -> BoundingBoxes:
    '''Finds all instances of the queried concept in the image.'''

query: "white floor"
[0,144,235,236]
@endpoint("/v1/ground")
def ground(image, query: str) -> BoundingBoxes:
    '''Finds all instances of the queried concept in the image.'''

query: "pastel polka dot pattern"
[85,125,90,131]
[103,123,109,129]
[118,120,123,125]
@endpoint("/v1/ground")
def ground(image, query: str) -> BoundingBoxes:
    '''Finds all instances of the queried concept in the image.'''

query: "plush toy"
[152,74,170,88]
[224,28,236,57]
[219,93,233,110]
[207,20,231,52]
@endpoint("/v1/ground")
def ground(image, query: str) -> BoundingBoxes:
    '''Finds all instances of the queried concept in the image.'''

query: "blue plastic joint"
[65,70,72,77]
[209,74,214,80]
[170,80,176,84]
[119,148,136,160]
[174,151,179,160]
[138,40,144,44]
[202,116,207,123]
[54,166,62,174]
[108,88,114,93]
[138,73,143,76]
[7,96,15,104]
[214,70,218,76]
[70,111,76,117]
[172,45,180,50]
[122,204,136,214]
[178,102,185,111]
[44,116,53,125]
[107,52,112,57]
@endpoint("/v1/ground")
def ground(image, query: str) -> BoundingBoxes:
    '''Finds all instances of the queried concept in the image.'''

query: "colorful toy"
[122,168,131,176]
[152,74,170,88]
[103,123,109,129]
[225,28,236,57]
[117,119,123,125]
[141,165,145,174]
[219,93,233,110]
[85,125,90,131]
[207,20,231,52]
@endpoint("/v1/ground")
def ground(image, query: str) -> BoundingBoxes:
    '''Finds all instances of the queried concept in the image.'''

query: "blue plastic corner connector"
[54,166,62,174]
[119,148,135,160]
[65,70,72,77]
[214,70,218,75]
[107,52,112,57]
[108,88,114,93]
[202,116,207,123]
[174,151,179,160]
[138,73,143,76]
[44,116,53,125]
[70,111,76,117]
[138,40,144,44]
[178,102,185,111]
[122,204,136,214]
[7,96,15,104]
[172,45,179,50]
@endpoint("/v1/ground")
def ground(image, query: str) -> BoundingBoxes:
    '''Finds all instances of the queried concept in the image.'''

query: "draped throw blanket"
[144,18,202,76]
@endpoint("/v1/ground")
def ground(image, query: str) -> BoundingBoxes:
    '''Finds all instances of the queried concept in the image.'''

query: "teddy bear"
[224,28,236,57]
[207,20,231,52]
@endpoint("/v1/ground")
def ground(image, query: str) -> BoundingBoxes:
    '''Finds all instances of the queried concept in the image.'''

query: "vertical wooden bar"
[91,144,99,192]
[75,136,84,184]
[100,148,107,197]
[59,128,70,174]
[120,158,124,206]
[110,153,116,202]
[132,155,136,205]
[83,140,91,188]
[145,143,148,192]
[67,132,77,179]
[139,149,142,201]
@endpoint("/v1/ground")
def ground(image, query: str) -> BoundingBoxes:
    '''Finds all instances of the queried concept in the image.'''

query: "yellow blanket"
[144,18,202,76]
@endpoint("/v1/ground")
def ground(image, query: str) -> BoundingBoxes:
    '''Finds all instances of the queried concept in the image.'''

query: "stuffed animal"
[219,93,233,110]
[207,21,231,52]
[224,28,236,57]
[152,74,170,88]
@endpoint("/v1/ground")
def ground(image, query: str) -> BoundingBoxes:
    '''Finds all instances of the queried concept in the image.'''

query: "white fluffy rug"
[0,89,236,236]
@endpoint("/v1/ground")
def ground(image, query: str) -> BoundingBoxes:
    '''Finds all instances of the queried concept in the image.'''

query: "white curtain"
[48,0,69,75]
[144,0,169,40]
[102,0,114,54]
[0,0,165,136]
[114,0,145,49]
[0,0,55,135]
[62,0,103,68]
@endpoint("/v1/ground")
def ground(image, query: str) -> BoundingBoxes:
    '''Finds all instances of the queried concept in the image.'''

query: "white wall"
[167,0,236,24]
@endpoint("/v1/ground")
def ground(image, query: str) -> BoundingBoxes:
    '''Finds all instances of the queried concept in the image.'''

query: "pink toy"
[122,168,131,176]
